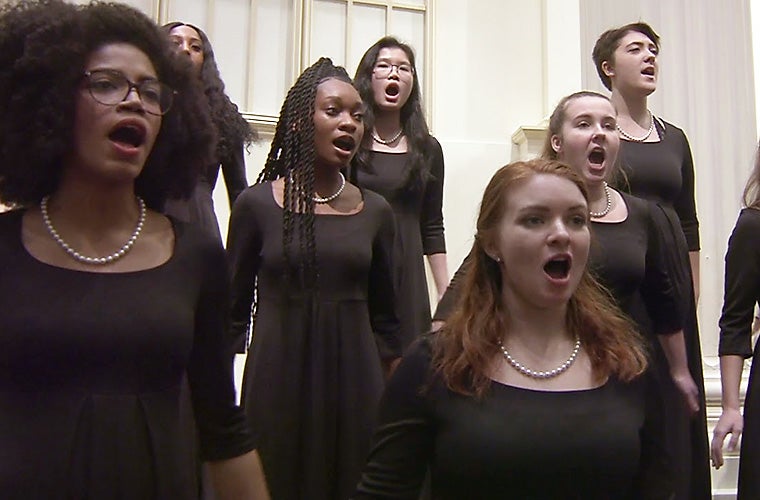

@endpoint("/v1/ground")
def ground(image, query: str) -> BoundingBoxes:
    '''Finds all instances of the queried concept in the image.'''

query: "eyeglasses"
[83,70,176,116]
[372,61,414,79]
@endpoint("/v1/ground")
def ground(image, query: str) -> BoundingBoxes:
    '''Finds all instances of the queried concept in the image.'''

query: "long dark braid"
[257,57,352,290]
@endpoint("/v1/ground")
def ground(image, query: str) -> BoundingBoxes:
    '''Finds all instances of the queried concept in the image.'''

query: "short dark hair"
[0,1,215,209]
[592,22,660,91]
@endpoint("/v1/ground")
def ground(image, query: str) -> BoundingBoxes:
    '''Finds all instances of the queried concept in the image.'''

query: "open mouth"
[109,124,146,148]
[588,147,605,165]
[333,136,356,153]
[543,256,570,280]
[385,82,400,97]
[641,67,655,76]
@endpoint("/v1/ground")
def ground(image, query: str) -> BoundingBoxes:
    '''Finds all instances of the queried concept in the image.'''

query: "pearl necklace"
[371,128,403,145]
[312,172,346,204]
[498,337,581,379]
[40,195,146,265]
[589,182,612,219]
[616,111,654,142]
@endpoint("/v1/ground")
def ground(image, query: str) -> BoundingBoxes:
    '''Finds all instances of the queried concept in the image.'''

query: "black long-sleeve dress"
[164,142,248,242]
[227,183,401,500]
[718,208,760,499]
[355,337,673,499]
[352,136,446,349]
[617,118,710,500]
[0,210,255,498]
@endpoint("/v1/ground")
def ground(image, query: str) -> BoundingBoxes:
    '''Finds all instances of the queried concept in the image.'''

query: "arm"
[427,253,449,300]
[672,128,700,295]
[208,450,270,500]
[226,189,262,354]
[711,210,760,467]
[419,138,448,299]
[640,200,697,413]
[711,355,744,469]
[369,199,402,364]
[432,250,474,326]
[355,339,436,498]
[221,143,249,208]
[689,251,700,303]
[187,236,266,493]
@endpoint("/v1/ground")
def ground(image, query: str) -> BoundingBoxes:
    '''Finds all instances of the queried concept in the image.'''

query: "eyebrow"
[375,57,411,65]
[517,204,587,213]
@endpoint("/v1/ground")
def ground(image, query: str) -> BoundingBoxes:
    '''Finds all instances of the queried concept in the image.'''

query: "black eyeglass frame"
[82,69,177,116]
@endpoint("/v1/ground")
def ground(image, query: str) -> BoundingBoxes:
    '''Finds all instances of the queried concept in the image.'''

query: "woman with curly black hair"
[162,21,254,242]
[0,1,267,497]
[227,57,400,499]
[351,37,448,350]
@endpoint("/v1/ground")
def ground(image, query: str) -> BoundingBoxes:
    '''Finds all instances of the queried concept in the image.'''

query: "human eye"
[374,62,390,70]
[139,82,163,103]
[569,213,588,227]
[603,120,616,130]
[88,72,121,91]
[576,120,590,128]
[399,64,412,74]
[191,44,203,53]
[324,106,340,116]
[353,110,364,122]
[520,215,544,227]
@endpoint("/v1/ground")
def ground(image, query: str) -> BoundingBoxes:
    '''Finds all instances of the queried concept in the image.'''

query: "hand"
[671,370,700,416]
[711,408,743,469]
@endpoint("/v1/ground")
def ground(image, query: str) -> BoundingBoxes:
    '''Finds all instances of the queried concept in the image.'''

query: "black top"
[617,119,700,251]
[0,210,254,498]
[719,208,760,357]
[227,183,401,499]
[355,338,672,499]
[352,136,446,348]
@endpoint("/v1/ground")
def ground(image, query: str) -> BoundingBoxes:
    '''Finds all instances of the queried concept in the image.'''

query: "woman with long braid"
[163,22,254,242]
[226,57,400,500]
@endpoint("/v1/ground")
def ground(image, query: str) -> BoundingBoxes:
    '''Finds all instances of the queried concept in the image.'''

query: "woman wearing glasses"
[352,37,448,350]
[162,21,254,244]
[0,2,267,497]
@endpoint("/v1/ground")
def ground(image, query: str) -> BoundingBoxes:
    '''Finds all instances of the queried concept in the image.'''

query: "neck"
[610,89,649,126]
[373,110,402,137]
[501,292,570,347]
[49,177,140,232]
[587,180,608,213]
[313,165,344,198]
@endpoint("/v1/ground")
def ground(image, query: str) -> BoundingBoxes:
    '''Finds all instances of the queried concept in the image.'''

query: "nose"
[547,219,570,246]
[338,112,358,132]
[592,123,607,139]
[118,86,146,112]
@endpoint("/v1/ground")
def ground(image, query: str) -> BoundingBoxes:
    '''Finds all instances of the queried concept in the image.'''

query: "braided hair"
[257,57,353,290]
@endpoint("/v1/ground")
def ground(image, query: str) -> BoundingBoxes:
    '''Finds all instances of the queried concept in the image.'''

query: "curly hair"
[257,57,353,289]
[432,159,648,398]
[352,36,432,193]
[592,22,660,91]
[163,22,255,166]
[0,1,215,210]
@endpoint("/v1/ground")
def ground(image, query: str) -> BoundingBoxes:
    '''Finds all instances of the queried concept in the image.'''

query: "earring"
[493,256,501,263]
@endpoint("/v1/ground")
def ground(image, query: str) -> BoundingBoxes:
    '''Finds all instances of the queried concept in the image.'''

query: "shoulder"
[233,182,274,212]
[731,208,760,238]
[424,135,443,157]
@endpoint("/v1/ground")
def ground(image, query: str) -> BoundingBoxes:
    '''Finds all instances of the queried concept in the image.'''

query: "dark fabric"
[615,119,711,500]
[616,119,700,251]
[226,183,400,500]
[355,337,673,499]
[164,141,248,243]
[353,136,446,350]
[0,210,254,499]
[717,208,760,499]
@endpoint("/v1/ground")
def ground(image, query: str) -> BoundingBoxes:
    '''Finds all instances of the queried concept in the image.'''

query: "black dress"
[616,118,711,499]
[227,183,401,500]
[355,337,673,499]
[164,143,248,242]
[718,208,760,499]
[0,210,254,499]
[352,137,446,349]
